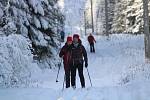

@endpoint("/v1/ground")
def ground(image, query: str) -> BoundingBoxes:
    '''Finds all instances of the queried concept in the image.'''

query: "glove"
[85,62,88,68]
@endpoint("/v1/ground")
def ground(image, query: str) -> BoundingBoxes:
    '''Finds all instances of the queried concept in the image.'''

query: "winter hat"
[67,36,73,42]
[73,34,79,39]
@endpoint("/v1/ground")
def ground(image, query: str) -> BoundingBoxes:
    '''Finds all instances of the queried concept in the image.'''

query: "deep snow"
[0,34,150,100]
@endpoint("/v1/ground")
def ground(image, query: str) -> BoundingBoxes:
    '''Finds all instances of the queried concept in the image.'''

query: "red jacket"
[88,35,96,44]
[59,44,72,72]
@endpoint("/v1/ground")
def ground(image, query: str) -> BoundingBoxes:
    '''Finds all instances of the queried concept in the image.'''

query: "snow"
[28,0,44,15]
[0,0,64,86]
[30,26,48,46]
[0,81,150,100]
[0,0,150,99]
[63,0,106,35]
[0,34,41,87]
[20,25,28,37]
[41,0,49,5]
[56,81,150,100]
[3,22,17,33]
[58,0,64,10]
[28,0,38,13]
[37,3,44,16]
[112,0,144,33]
[0,34,150,99]
[40,17,49,29]
[63,0,86,34]
[0,88,58,100]
[34,16,41,28]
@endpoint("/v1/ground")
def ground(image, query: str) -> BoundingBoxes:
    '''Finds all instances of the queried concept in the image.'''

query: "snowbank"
[0,34,41,87]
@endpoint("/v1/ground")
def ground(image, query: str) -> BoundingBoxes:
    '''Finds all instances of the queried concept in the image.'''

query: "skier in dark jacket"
[71,34,88,88]
[60,31,65,42]
[59,36,73,88]
[88,34,96,53]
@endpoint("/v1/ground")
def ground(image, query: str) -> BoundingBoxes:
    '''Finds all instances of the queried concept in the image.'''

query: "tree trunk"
[90,0,94,33]
[143,0,150,59]
[105,0,109,36]
[84,11,87,35]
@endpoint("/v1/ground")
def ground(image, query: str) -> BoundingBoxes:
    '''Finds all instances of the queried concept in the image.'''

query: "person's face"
[67,41,72,45]
[73,37,78,43]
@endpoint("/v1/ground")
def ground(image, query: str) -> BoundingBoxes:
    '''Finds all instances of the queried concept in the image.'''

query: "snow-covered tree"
[0,34,42,88]
[0,0,64,69]
[112,0,143,34]
[95,0,115,34]
[111,0,127,33]
[126,0,143,33]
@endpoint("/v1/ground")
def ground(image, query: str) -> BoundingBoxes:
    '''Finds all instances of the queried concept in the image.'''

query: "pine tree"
[111,0,127,33]
[95,0,115,34]
[111,0,143,34]
[0,0,64,68]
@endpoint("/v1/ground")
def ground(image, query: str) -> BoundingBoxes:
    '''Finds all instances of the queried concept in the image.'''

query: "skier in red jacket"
[88,34,96,53]
[59,36,73,88]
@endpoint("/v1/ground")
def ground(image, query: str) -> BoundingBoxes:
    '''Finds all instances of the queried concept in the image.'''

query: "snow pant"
[90,42,95,53]
[65,69,71,88]
[71,62,85,88]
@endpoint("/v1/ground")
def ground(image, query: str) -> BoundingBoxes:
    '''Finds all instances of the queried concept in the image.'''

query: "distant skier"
[71,34,88,88]
[88,34,96,53]
[59,36,73,88]
[60,30,65,42]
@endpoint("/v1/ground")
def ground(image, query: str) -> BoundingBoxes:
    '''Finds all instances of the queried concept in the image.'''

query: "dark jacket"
[71,42,88,65]
[59,43,72,71]
[88,35,96,44]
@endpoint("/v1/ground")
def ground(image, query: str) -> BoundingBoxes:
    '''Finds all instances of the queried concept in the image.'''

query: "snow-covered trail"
[82,34,145,87]
[34,34,144,89]
[1,34,150,100]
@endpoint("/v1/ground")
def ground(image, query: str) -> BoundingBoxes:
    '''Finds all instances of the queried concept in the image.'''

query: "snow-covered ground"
[1,34,150,100]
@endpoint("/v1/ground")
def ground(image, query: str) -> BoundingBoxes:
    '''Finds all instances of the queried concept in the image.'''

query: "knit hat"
[73,34,79,39]
[67,36,73,42]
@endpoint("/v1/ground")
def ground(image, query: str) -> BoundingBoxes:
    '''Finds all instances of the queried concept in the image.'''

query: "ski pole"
[56,59,62,82]
[62,75,66,91]
[86,68,93,87]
